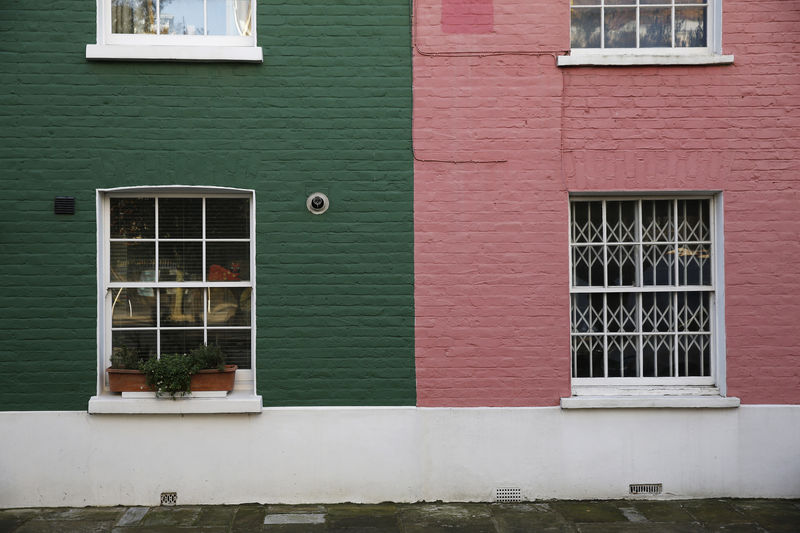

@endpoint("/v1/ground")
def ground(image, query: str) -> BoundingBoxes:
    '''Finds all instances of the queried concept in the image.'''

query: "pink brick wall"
[414,0,800,406]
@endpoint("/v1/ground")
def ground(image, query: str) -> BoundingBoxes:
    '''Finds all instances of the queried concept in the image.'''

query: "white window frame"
[558,0,733,66]
[89,186,262,414]
[563,193,738,408]
[86,0,263,63]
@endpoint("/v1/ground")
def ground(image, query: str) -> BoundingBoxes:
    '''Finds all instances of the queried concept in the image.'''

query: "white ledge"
[558,53,734,67]
[561,395,740,409]
[88,392,263,414]
[86,44,263,63]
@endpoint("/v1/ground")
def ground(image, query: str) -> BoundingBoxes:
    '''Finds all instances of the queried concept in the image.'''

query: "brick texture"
[0,0,415,410]
[414,0,800,405]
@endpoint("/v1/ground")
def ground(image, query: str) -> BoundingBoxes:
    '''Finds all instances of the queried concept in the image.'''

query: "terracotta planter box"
[107,365,238,394]
[190,365,238,391]
[107,368,151,393]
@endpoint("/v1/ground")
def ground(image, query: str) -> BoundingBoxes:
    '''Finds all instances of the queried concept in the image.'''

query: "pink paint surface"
[413,0,800,406]
[441,0,494,34]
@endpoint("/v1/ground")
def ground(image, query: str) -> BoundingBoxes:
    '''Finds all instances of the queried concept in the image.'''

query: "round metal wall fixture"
[306,192,329,215]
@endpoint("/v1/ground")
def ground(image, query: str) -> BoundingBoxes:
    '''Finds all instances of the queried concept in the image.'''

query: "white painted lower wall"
[1,405,798,508]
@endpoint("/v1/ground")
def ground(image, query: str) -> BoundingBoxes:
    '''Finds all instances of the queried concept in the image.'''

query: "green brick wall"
[0,1,415,410]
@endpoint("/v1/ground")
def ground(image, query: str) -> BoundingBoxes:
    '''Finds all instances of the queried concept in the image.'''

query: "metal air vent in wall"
[629,483,662,495]
[160,492,177,506]
[495,487,523,502]
[54,196,75,215]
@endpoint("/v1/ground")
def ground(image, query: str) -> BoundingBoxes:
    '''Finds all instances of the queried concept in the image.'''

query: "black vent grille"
[54,196,75,215]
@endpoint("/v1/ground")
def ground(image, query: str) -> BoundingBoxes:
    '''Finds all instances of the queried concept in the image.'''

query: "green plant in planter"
[140,344,228,398]
[109,345,142,370]
[141,353,200,399]
[190,343,226,371]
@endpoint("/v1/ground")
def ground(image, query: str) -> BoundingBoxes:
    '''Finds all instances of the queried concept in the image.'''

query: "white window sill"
[88,392,263,414]
[562,385,740,409]
[86,44,263,63]
[558,52,734,67]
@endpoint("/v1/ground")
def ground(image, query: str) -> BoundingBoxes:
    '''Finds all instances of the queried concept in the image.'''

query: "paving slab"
[399,503,497,533]
[491,502,576,533]
[680,499,752,527]
[195,506,237,528]
[231,505,267,532]
[574,523,706,533]
[14,519,118,533]
[326,503,401,532]
[112,527,229,533]
[730,499,800,533]
[116,507,149,527]
[550,501,628,523]
[624,501,697,523]
[138,505,203,527]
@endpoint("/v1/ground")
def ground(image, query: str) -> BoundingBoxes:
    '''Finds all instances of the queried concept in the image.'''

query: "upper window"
[86,0,262,62]
[571,0,708,50]
[569,197,721,386]
[559,0,733,66]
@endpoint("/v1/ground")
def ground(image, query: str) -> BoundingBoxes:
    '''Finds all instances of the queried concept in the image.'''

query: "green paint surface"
[0,1,414,410]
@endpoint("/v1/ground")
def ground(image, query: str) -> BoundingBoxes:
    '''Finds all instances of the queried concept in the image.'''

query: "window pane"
[572,335,603,378]
[112,0,156,34]
[208,287,251,326]
[608,335,637,377]
[675,6,706,47]
[642,334,673,377]
[641,200,673,242]
[573,245,604,286]
[160,288,203,327]
[641,0,673,4]
[161,329,204,356]
[159,242,203,282]
[159,0,205,35]
[112,288,157,327]
[207,242,250,281]
[607,293,637,333]
[110,198,155,238]
[159,198,202,239]
[606,200,637,242]
[572,0,600,5]
[208,329,251,369]
[642,244,674,285]
[604,7,637,48]
[570,8,601,48]
[112,330,156,362]
[606,245,637,286]
[207,0,253,36]
[110,242,155,283]
[571,201,603,243]
[678,334,710,376]
[571,293,603,333]
[678,244,711,285]
[677,291,710,332]
[206,198,249,238]
[678,199,710,241]
[640,7,672,47]
[641,292,673,332]
[675,7,706,47]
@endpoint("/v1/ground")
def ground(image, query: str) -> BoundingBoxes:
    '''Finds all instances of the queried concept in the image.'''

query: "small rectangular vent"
[629,483,662,495]
[160,492,177,506]
[495,487,523,502]
[54,196,75,215]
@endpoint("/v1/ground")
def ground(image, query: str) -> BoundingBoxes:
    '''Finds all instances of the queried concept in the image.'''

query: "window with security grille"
[570,197,717,383]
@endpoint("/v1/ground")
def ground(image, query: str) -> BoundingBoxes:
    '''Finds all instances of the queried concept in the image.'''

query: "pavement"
[1,499,799,532]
